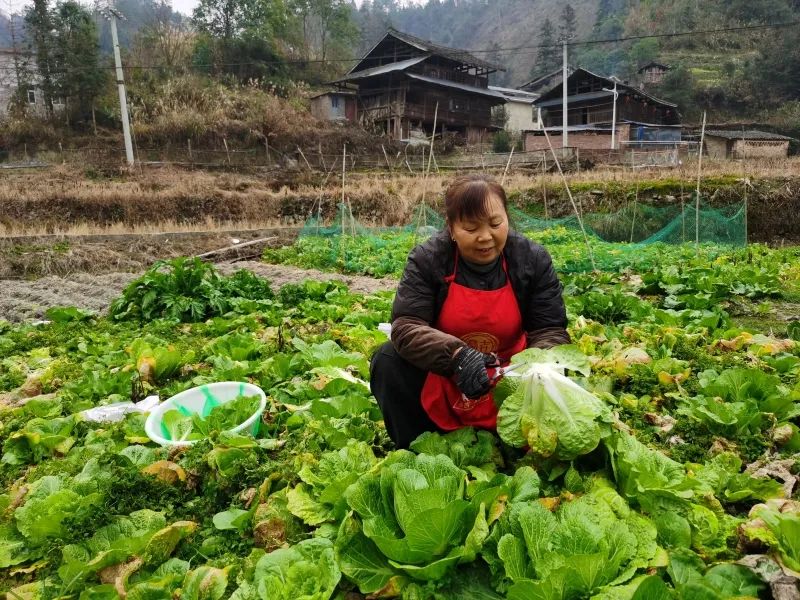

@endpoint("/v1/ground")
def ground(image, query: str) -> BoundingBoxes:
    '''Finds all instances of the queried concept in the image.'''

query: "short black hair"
[444,174,508,223]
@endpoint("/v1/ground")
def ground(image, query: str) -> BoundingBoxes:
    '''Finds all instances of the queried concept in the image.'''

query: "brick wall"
[525,130,614,151]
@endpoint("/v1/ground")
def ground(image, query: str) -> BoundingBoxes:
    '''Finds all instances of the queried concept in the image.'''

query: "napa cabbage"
[287,440,378,526]
[230,538,341,600]
[486,479,659,600]
[335,451,489,593]
[495,346,612,459]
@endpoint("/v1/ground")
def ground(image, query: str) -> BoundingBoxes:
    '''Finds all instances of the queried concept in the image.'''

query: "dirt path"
[0,262,396,323]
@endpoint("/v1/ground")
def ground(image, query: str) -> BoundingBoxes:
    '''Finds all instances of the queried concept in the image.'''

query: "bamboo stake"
[679,181,685,242]
[741,127,748,246]
[420,102,439,210]
[695,111,707,254]
[318,142,326,171]
[341,144,346,211]
[223,138,231,166]
[195,237,277,259]
[541,127,597,271]
[501,146,515,186]
[265,138,271,166]
[542,156,548,224]
[630,181,639,243]
[381,145,392,172]
[297,146,312,170]
[429,101,438,176]
[187,139,193,166]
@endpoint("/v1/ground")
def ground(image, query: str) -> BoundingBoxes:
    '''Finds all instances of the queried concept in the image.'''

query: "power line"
[466,20,800,53]
[0,18,796,75]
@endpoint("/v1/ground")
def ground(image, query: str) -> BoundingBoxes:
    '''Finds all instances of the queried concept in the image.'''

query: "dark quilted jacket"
[390,228,570,375]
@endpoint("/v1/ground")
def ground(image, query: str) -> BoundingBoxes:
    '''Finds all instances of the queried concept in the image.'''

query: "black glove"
[452,347,495,399]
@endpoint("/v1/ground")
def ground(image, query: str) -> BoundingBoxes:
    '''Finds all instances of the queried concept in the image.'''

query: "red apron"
[420,253,527,431]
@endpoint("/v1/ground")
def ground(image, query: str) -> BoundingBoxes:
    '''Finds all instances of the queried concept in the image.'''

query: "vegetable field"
[1,228,799,600]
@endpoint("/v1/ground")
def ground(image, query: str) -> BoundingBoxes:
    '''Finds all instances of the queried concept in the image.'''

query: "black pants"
[370,341,440,449]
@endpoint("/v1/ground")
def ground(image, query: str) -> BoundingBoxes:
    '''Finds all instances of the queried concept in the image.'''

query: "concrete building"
[309,90,357,122]
[488,86,540,133]
[0,48,60,118]
[703,130,793,159]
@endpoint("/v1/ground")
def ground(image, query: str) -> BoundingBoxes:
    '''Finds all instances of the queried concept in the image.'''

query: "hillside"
[2,0,798,149]
[354,0,800,129]
[356,0,599,88]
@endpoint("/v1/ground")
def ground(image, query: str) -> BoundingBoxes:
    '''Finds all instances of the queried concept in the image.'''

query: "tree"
[559,3,577,41]
[139,1,193,71]
[747,21,800,102]
[627,38,660,73]
[24,0,56,116]
[530,17,558,79]
[289,0,357,62]
[487,41,509,86]
[191,0,291,79]
[51,1,106,121]
[192,0,249,45]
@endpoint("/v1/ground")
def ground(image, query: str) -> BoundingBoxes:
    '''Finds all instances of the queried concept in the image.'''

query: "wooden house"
[703,130,793,159]
[518,67,573,96]
[332,29,505,143]
[525,68,681,152]
[637,62,670,85]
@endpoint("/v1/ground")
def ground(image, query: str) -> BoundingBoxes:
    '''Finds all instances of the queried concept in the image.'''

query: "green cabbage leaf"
[495,346,612,459]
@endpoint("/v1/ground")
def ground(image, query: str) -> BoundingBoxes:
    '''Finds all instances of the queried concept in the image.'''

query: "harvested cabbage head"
[495,346,612,459]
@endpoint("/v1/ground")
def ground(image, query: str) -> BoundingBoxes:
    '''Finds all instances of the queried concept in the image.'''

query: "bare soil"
[0,261,396,323]
[0,227,300,279]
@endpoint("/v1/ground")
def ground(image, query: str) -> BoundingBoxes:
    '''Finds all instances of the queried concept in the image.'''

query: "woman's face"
[450,193,509,265]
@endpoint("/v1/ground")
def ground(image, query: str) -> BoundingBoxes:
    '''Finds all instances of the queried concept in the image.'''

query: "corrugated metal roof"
[488,86,540,102]
[705,130,794,141]
[534,68,677,109]
[332,56,429,83]
[405,73,507,99]
[386,28,503,72]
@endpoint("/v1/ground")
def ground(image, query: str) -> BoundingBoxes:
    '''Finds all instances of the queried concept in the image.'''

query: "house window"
[27,89,36,104]
[449,98,467,111]
[331,95,339,109]
[53,97,65,106]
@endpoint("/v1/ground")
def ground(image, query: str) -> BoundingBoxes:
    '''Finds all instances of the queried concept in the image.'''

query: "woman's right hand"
[452,347,495,399]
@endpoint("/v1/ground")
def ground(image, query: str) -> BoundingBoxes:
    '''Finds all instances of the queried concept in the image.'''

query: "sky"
[2,0,423,17]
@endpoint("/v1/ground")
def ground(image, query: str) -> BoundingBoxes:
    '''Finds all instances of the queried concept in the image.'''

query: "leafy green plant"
[160,394,262,441]
[110,258,273,322]
[495,346,612,459]
[287,440,377,526]
[740,500,800,572]
[234,538,341,600]
[488,480,659,599]
[336,451,489,593]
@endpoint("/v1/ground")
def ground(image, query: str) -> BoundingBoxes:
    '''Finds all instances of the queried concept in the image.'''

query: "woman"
[370,174,570,448]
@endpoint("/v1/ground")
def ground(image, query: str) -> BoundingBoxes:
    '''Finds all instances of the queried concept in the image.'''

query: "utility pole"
[562,39,568,147]
[602,80,619,150]
[99,4,134,166]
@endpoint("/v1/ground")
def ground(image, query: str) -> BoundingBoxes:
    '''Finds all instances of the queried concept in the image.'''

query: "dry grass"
[0,158,799,237]
[0,217,288,238]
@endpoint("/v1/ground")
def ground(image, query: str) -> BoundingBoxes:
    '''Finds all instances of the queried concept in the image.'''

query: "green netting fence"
[280,198,746,276]
[507,199,746,247]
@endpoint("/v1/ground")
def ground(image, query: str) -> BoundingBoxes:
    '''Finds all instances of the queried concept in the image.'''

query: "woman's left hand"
[452,347,495,399]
